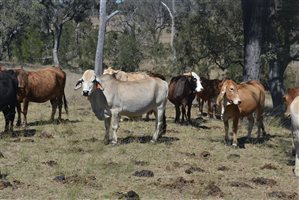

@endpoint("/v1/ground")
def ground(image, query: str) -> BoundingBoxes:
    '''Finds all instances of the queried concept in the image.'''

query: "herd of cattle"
[0,64,298,177]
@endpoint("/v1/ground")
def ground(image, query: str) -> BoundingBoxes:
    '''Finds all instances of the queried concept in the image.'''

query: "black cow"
[168,73,203,124]
[0,70,18,132]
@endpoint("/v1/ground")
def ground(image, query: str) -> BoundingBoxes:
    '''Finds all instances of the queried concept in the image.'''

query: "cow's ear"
[74,78,83,90]
[95,77,104,91]
[216,81,227,106]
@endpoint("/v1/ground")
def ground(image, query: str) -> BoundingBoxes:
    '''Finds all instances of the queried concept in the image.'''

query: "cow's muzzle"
[83,90,89,96]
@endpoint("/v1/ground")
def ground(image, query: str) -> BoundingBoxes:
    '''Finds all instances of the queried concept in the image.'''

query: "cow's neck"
[88,89,111,120]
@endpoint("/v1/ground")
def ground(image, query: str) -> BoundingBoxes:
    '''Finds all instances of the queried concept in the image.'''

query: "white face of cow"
[191,72,204,92]
[74,70,103,96]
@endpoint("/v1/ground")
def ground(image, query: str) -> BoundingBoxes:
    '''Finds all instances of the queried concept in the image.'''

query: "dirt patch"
[217,166,230,171]
[53,174,100,188]
[268,191,298,199]
[205,182,224,197]
[227,154,240,161]
[133,170,154,177]
[230,181,253,189]
[42,160,58,167]
[39,131,54,139]
[134,160,149,166]
[251,177,277,186]
[23,138,35,143]
[261,163,278,170]
[83,137,99,142]
[163,177,194,191]
[115,190,140,200]
[0,152,4,158]
[200,151,211,159]
[185,166,205,174]
[179,151,196,157]
[0,180,12,190]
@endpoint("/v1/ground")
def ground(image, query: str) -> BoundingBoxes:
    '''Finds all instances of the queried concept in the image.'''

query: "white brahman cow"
[74,70,168,145]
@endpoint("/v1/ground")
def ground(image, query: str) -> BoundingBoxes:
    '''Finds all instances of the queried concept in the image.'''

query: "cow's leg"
[3,106,15,133]
[223,117,230,145]
[104,117,111,145]
[187,103,192,125]
[295,142,299,177]
[246,114,254,141]
[16,102,22,127]
[50,98,58,121]
[57,96,63,121]
[208,100,213,118]
[232,116,239,147]
[22,99,29,127]
[181,105,186,123]
[175,104,180,123]
[111,113,120,145]
[256,109,266,138]
[3,110,9,132]
[152,106,165,143]
[198,98,203,115]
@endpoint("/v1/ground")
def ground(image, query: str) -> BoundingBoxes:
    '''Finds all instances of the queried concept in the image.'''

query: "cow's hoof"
[16,121,21,127]
[150,139,156,144]
[104,140,110,145]
[232,143,238,148]
[111,141,118,146]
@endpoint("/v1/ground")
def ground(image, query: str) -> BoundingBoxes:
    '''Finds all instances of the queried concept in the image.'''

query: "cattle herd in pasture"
[0,63,298,177]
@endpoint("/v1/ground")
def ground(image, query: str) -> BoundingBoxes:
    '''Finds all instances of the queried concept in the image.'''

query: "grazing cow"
[217,79,266,146]
[196,77,222,118]
[168,72,204,124]
[14,66,68,126]
[0,70,18,132]
[286,96,299,177]
[74,70,168,145]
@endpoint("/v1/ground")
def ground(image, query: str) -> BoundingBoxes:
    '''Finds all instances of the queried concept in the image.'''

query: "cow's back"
[168,76,194,105]
[101,75,168,116]
[27,67,66,102]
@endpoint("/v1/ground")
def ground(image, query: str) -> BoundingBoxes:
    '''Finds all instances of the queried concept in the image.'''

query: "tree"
[40,0,93,66]
[241,0,267,81]
[94,0,119,75]
[266,0,299,111]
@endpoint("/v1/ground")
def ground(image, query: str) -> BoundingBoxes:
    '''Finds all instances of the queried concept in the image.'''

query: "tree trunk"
[241,0,266,81]
[53,24,62,66]
[95,0,107,76]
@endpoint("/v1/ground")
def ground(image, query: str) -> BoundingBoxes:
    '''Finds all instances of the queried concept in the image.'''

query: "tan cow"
[103,67,150,81]
[217,79,266,146]
[14,66,68,126]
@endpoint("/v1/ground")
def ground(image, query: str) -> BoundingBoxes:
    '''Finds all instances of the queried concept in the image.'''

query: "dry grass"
[0,69,298,199]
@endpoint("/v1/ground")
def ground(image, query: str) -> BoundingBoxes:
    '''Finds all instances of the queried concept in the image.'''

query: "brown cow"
[14,66,68,126]
[217,79,266,146]
[283,88,299,117]
[196,77,222,118]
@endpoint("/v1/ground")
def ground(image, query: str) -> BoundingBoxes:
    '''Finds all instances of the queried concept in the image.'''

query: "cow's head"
[13,67,28,101]
[217,79,241,106]
[191,72,204,92]
[74,70,103,96]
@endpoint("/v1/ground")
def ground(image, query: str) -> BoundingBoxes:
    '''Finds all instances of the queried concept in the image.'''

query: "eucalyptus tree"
[40,0,93,66]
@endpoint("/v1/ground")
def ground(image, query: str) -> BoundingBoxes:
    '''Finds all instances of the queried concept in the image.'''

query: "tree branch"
[107,10,120,22]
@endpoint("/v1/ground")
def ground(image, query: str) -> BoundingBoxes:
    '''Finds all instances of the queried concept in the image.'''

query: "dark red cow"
[196,77,222,118]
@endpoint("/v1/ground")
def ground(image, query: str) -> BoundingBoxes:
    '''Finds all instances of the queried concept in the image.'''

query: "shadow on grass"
[237,133,276,149]
[0,128,36,138]
[27,119,80,126]
[119,135,180,145]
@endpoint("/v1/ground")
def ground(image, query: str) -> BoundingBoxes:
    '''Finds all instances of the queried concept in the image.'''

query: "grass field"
[0,68,298,199]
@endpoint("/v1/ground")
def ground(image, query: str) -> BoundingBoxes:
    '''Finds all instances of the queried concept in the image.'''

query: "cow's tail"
[63,93,69,115]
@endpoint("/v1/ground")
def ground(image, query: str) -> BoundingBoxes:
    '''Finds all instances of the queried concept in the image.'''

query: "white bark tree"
[161,0,176,63]
[95,0,119,75]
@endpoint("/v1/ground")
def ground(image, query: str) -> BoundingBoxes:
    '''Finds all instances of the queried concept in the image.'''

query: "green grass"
[0,69,298,199]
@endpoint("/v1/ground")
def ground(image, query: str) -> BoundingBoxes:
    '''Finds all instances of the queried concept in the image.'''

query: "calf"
[168,72,203,124]
[196,77,222,118]
[287,96,299,177]
[0,70,18,132]
[14,66,68,126]
[217,80,266,146]
[74,70,168,145]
